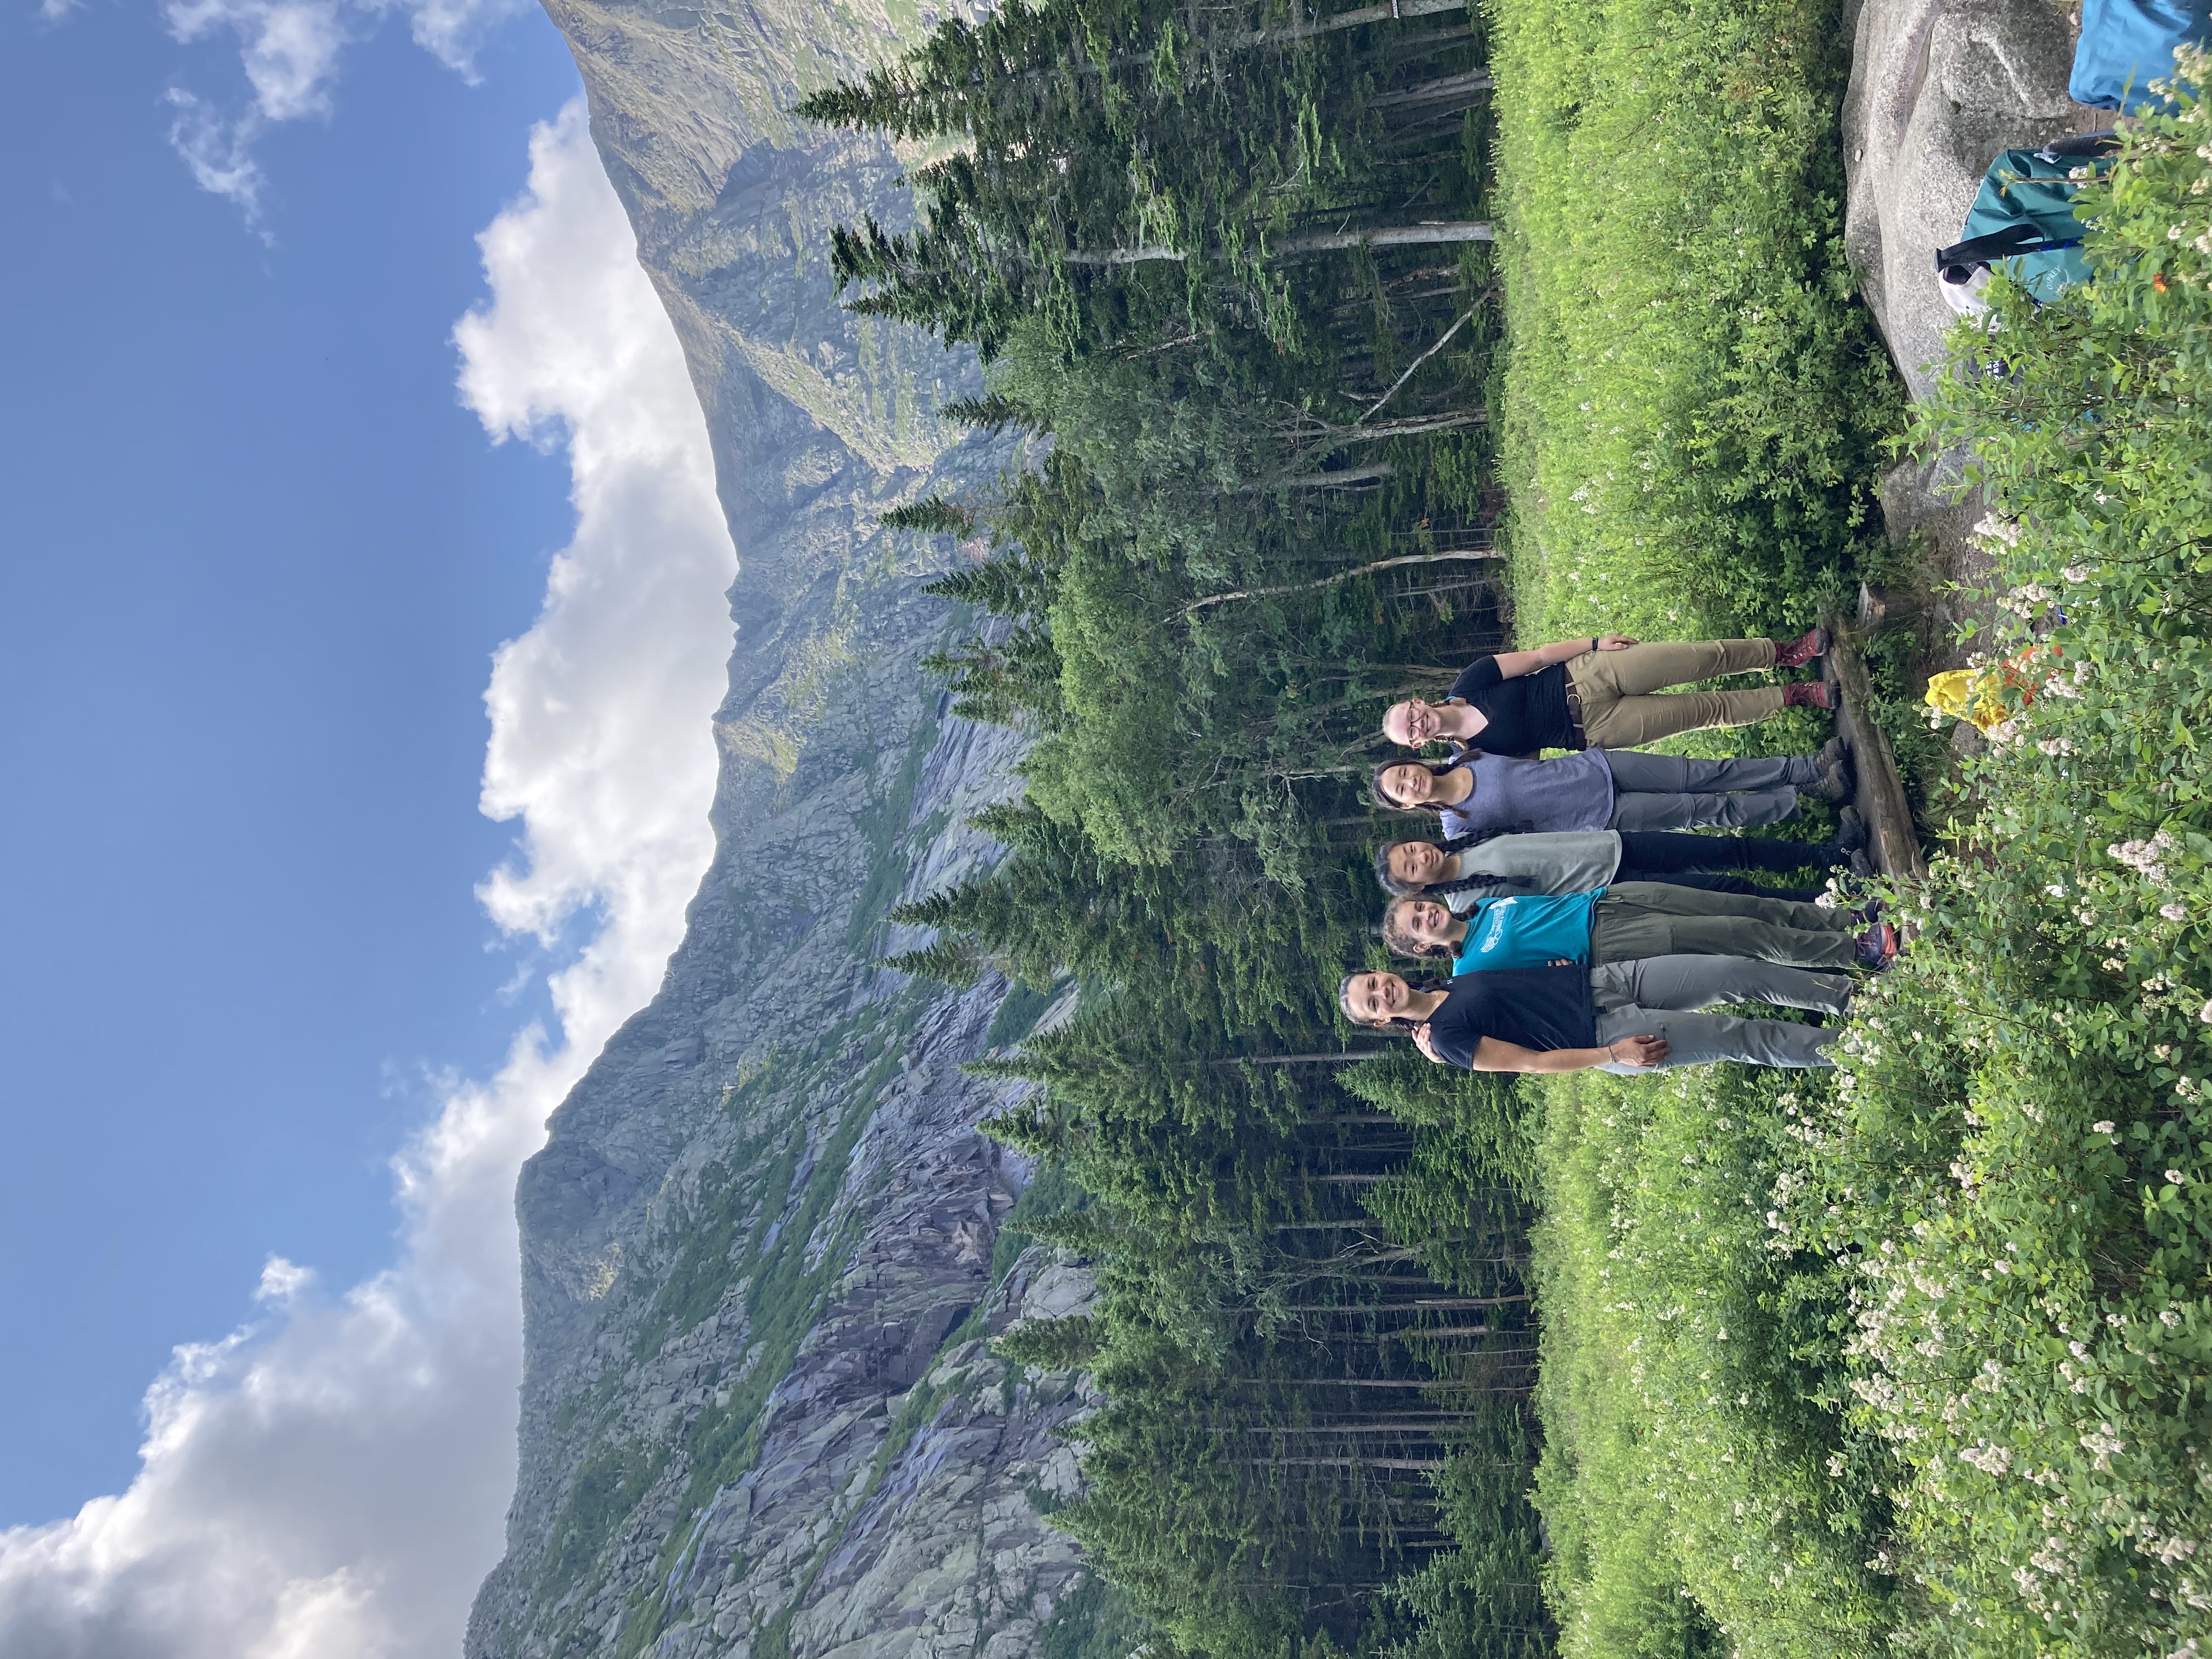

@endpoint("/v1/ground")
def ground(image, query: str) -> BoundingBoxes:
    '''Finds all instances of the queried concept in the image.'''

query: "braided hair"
[1371,832,1531,899]
[1335,969,1452,1034]
[1381,898,1456,962]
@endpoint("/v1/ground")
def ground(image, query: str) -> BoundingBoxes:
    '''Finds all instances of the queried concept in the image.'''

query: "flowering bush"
[1774,80,2212,1657]
[1527,60,2212,1659]
[1531,1066,1899,1658]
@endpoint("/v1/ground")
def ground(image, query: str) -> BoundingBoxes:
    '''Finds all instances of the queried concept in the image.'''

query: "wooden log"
[1823,616,1929,882]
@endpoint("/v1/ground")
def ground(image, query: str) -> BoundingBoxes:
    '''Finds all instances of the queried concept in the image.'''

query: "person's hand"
[1606,1033,1668,1069]
[1413,1023,1443,1064]
[1597,634,1638,651]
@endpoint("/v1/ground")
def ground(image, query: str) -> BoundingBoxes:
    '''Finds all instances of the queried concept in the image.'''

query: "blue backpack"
[2071,0,2210,112]
[1936,140,2114,304]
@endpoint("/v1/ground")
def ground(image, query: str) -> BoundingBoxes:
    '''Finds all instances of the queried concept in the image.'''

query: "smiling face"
[1391,898,1458,948]
[1384,698,1442,747]
[1339,969,1413,1026]
[1386,840,1448,887]
[1378,763,1437,808]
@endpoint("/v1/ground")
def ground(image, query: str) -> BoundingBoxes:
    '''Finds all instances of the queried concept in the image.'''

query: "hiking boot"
[1773,625,1831,669]
[1855,921,1900,970]
[1835,806,1869,853]
[1847,848,1874,878]
[1807,744,1854,803]
[1784,680,1835,711]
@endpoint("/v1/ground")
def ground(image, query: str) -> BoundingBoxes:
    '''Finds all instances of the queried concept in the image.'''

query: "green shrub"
[1531,1068,1897,1658]
[1779,88,2212,1658]
[1488,0,1898,639]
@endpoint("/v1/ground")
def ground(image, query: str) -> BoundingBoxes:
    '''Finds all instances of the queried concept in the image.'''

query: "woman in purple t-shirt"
[1371,746,1844,836]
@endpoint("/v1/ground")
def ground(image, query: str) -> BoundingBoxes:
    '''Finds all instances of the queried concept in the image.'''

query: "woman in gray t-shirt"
[1374,828,1846,912]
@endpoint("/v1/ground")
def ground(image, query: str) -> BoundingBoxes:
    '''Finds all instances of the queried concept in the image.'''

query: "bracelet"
[1591,636,1600,653]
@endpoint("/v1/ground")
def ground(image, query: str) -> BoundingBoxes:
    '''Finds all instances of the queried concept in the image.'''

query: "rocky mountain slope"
[464,4,1115,1655]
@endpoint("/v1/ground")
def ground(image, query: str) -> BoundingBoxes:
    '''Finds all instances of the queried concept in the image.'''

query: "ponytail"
[1381,900,1456,962]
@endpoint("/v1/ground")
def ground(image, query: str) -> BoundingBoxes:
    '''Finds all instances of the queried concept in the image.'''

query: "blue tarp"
[2071,0,2211,112]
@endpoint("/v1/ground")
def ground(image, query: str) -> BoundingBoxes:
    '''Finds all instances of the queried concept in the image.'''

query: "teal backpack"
[1936,136,2116,304]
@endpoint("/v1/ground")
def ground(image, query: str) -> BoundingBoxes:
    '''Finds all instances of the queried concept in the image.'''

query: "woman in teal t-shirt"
[1384,884,1897,973]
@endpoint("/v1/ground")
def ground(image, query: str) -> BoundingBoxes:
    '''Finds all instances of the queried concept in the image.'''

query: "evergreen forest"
[795,3,2212,1657]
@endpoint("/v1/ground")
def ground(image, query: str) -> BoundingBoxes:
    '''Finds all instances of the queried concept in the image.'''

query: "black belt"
[1564,678,1589,749]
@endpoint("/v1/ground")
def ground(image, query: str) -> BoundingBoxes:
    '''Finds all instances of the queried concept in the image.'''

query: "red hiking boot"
[1784,680,1834,711]
[1773,626,1831,669]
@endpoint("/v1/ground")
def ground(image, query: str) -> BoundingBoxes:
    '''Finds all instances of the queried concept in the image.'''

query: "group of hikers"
[1338,629,1897,1077]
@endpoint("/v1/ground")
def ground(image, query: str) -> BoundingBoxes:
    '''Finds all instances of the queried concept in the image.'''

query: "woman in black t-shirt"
[1381,629,1837,754]
[1336,964,1843,1073]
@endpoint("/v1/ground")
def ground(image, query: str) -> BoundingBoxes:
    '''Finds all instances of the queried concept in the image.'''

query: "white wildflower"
[2081,1424,2126,1469]
[2165,902,2190,922]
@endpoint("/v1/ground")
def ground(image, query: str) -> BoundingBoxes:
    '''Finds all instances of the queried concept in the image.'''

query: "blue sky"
[0,1,586,1526]
[0,2,744,1647]
[0,0,748,1635]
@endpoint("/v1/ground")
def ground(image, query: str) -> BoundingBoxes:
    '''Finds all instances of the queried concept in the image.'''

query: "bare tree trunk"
[1234,461,1398,492]
[1184,549,1500,613]
[1358,309,1478,422]
[1278,221,1493,255]
[1063,221,1492,267]
[1276,1457,1449,1470]
[1225,0,1470,46]
[1370,70,1496,107]
[1216,1051,1389,1065]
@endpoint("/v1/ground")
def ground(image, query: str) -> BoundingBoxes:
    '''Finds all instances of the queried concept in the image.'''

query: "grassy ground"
[1493,5,2212,1647]
[1485,0,1908,1641]
[1488,0,1897,645]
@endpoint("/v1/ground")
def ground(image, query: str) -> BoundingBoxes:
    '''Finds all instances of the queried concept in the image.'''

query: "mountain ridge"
[465,3,1109,1654]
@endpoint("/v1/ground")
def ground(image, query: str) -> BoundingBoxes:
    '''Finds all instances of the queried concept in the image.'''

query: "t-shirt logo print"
[1476,898,1517,953]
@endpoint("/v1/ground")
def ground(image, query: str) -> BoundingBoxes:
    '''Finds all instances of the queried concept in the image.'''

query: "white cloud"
[373,0,529,79]
[150,0,527,221]
[162,88,268,224]
[163,0,349,122]
[0,101,736,1659]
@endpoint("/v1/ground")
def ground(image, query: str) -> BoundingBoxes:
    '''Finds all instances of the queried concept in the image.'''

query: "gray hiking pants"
[1588,954,1848,1072]
[1601,749,1813,832]
[1592,882,1859,970]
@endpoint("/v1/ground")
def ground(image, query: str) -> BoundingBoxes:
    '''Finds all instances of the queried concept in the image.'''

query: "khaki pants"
[1567,639,1782,749]
[1590,882,1858,970]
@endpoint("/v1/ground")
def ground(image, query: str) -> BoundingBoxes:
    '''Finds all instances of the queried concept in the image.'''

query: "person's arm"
[1488,635,1638,680]
[1452,1032,1668,1072]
